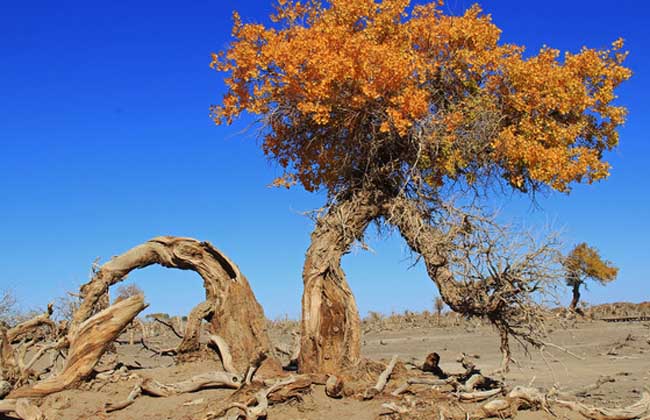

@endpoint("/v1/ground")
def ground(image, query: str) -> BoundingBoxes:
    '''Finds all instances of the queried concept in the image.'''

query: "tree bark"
[299,191,382,374]
[72,236,274,372]
[382,197,473,315]
[9,295,146,398]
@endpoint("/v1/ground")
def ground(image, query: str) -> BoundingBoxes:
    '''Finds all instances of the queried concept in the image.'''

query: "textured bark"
[9,295,146,398]
[72,236,274,372]
[383,198,493,321]
[299,192,382,374]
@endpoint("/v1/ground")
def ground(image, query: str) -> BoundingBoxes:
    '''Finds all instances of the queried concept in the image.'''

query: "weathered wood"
[209,335,237,374]
[141,371,241,397]
[7,304,55,343]
[9,295,146,398]
[299,192,383,374]
[457,387,502,402]
[556,391,650,420]
[73,236,275,372]
[105,381,143,413]
[363,355,398,400]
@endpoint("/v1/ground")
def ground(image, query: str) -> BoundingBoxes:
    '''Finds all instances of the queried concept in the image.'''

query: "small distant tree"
[115,283,144,303]
[563,243,618,313]
[434,297,445,326]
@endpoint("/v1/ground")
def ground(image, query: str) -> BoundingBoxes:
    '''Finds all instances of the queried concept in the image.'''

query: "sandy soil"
[24,319,650,420]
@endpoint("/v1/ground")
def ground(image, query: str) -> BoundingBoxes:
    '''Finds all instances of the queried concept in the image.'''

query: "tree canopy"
[211,0,631,198]
[564,242,618,287]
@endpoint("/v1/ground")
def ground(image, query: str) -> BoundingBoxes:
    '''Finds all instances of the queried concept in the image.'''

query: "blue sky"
[1,0,648,319]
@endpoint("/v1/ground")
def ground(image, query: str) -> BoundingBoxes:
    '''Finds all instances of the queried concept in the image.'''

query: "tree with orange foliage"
[212,0,630,373]
[564,243,618,313]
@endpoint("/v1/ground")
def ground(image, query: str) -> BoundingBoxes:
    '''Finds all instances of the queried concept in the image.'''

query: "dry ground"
[20,316,650,420]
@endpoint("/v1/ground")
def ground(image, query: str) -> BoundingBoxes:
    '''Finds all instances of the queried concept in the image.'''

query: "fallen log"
[9,295,146,398]
[140,371,241,397]
[7,304,56,343]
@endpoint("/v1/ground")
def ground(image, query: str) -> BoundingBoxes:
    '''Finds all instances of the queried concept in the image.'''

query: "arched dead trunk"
[73,236,274,372]
[298,191,383,374]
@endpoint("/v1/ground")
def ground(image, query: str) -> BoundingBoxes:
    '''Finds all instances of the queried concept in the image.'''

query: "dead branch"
[381,402,410,415]
[363,354,398,400]
[556,391,650,420]
[140,371,242,397]
[244,351,268,385]
[542,341,586,361]
[9,295,146,398]
[457,387,502,402]
[104,380,143,413]
[151,316,183,339]
[573,376,616,397]
[209,335,237,374]
[219,376,297,420]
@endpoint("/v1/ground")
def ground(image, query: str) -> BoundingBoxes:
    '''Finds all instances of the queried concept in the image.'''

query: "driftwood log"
[71,236,275,372]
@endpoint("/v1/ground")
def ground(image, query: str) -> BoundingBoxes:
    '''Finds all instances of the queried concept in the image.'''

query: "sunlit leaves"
[211,0,630,195]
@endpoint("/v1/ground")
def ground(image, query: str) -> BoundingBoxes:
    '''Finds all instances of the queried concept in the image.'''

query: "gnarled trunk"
[299,191,382,373]
[382,197,466,314]
[73,236,274,372]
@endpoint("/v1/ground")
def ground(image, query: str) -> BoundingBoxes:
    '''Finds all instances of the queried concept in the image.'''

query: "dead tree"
[71,236,275,372]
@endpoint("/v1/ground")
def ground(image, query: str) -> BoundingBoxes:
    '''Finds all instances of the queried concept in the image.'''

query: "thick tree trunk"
[569,282,581,312]
[73,236,274,372]
[299,191,382,374]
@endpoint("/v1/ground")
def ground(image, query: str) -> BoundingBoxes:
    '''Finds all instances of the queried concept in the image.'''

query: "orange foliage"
[211,0,630,194]
[564,242,618,286]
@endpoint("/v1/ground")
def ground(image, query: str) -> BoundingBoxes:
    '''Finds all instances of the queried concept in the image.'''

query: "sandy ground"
[21,319,650,420]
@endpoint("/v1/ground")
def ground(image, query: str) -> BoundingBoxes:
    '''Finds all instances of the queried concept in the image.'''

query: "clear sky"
[1,0,648,320]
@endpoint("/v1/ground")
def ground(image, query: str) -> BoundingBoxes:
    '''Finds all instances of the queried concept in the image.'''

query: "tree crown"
[212,0,630,198]
[564,242,618,286]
